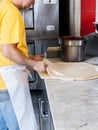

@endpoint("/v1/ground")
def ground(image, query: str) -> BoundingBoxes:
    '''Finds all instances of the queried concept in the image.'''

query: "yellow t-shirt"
[0,0,28,90]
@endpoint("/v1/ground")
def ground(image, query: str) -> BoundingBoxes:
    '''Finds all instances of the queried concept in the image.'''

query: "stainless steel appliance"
[21,5,34,29]
[21,0,59,39]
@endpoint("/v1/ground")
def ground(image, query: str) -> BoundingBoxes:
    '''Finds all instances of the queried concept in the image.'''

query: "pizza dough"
[39,59,98,81]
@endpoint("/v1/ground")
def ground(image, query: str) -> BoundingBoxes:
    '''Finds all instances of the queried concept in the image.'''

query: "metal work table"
[43,57,98,130]
[44,78,98,130]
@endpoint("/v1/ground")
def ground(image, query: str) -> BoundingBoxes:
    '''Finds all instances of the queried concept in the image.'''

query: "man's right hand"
[31,59,48,73]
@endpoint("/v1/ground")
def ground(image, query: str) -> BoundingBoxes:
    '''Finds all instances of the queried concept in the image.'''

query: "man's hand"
[31,60,48,72]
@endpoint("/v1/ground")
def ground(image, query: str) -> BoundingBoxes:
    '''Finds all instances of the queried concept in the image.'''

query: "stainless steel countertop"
[44,57,98,130]
[45,79,98,130]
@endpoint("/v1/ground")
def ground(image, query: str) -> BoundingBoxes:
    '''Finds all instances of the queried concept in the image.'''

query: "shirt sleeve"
[0,11,22,44]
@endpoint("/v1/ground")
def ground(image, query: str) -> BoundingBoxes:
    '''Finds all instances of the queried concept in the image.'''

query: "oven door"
[20,5,34,29]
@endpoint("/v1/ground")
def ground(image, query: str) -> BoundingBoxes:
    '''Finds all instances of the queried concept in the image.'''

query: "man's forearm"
[1,44,47,72]
[1,44,35,66]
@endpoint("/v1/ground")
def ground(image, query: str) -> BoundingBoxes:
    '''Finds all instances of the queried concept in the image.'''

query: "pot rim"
[62,42,86,46]
[60,36,86,41]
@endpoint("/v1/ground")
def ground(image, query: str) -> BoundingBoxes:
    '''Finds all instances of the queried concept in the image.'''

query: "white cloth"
[0,65,38,130]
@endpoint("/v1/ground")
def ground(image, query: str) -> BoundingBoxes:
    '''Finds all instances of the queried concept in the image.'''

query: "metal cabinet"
[37,82,54,130]
[28,39,55,129]
[31,89,54,130]
[27,42,36,89]
[38,99,50,130]
[38,99,54,130]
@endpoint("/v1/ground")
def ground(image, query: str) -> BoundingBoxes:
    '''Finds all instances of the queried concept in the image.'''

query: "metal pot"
[60,36,87,62]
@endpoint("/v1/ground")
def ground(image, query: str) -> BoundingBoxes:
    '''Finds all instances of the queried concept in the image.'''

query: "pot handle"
[84,36,89,41]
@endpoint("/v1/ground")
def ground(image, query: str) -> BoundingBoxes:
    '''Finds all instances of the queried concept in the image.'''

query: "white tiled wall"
[96,0,98,21]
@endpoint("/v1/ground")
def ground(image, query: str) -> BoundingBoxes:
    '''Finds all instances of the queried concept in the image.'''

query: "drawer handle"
[38,98,48,120]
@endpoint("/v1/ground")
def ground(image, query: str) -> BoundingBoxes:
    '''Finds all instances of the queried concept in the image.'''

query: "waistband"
[0,90,10,102]
[0,64,26,71]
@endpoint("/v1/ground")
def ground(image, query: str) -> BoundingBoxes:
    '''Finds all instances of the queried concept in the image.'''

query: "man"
[0,0,47,130]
